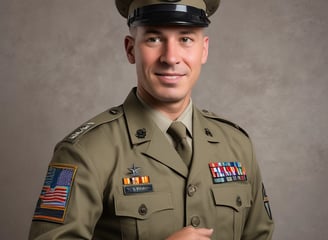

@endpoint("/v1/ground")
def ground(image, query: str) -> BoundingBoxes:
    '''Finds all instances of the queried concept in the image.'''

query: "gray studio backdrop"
[1,0,327,239]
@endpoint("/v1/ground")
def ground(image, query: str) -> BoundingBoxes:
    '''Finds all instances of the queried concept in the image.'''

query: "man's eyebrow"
[179,30,196,35]
[142,28,198,35]
[143,29,162,35]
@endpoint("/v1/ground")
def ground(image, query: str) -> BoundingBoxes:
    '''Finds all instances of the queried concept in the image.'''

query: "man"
[29,0,274,239]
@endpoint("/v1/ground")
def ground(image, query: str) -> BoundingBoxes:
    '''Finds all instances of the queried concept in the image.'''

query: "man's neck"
[136,90,191,121]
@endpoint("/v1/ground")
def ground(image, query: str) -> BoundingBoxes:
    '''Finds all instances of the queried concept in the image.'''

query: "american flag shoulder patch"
[33,164,77,223]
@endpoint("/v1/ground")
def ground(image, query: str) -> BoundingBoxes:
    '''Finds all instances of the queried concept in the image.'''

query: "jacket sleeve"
[28,142,105,240]
[242,141,274,239]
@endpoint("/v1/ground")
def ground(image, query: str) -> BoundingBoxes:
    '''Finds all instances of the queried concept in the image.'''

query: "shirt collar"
[136,92,193,137]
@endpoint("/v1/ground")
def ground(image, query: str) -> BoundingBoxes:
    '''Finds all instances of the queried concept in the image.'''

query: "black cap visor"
[128,4,210,27]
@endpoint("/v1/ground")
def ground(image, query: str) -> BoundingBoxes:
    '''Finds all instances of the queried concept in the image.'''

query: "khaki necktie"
[167,121,192,167]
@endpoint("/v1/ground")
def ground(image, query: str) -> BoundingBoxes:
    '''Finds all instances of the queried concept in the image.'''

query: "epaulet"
[201,109,249,138]
[62,106,123,144]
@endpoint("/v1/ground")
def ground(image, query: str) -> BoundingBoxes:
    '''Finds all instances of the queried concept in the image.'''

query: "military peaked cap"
[115,0,220,27]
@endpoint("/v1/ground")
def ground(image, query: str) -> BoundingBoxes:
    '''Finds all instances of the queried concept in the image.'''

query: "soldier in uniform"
[29,0,274,239]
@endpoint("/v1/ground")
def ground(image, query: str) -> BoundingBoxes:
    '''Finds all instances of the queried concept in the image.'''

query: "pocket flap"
[114,192,174,220]
[211,184,252,211]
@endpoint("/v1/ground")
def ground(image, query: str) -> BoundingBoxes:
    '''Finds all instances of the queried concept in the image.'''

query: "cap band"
[128,4,210,27]
[128,0,207,15]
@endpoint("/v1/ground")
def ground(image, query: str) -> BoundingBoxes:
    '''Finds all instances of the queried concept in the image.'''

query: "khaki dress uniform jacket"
[29,88,274,240]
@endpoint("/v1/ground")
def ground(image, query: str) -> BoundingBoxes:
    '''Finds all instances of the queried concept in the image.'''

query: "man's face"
[125,25,209,108]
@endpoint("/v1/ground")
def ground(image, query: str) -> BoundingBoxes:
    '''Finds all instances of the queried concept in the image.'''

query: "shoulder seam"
[201,109,249,138]
[63,106,123,144]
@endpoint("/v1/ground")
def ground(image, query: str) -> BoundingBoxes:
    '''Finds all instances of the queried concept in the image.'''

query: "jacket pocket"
[211,183,252,240]
[114,192,174,239]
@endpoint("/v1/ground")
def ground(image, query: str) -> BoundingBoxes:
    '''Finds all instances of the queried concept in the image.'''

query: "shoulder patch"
[65,122,95,143]
[201,109,249,138]
[64,106,123,144]
[262,183,273,220]
[32,163,77,223]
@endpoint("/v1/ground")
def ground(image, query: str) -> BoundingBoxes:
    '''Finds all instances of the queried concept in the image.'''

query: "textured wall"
[1,0,327,239]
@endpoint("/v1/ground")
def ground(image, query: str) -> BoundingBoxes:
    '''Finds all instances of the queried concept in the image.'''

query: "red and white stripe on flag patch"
[33,164,77,223]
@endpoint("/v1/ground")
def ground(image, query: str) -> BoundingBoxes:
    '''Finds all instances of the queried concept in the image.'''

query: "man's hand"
[166,226,213,240]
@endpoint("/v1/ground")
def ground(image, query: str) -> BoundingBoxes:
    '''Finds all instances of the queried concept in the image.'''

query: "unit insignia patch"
[262,183,273,220]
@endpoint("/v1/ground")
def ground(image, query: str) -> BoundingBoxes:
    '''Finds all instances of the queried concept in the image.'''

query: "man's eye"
[147,37,161,43]
[181,37,193,43]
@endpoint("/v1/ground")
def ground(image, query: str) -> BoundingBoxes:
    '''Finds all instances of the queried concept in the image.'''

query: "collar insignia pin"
[204,128,213,137]
[135,128,146,138]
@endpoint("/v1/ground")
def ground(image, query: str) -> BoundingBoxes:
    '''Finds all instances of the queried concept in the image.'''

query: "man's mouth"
[155,72,185,78]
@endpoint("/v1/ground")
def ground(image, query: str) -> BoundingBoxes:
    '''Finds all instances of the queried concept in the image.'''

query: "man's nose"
[159,40,181,65]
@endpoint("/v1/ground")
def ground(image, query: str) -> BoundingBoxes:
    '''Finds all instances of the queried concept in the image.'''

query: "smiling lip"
[155,72,185,79]
[156,72,185,77]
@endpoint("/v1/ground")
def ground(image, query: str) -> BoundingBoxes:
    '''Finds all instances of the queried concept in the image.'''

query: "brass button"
[236,196,242,207]
[187,185,197,197]
[191,216,200,227]
[138,204,148,216]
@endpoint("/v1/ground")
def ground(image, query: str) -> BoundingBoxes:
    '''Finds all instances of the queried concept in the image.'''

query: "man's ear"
[125,36,135,64]
[201,36,209,64]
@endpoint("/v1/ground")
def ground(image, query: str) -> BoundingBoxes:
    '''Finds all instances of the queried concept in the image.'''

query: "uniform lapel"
[144,127,188,177]
[123,89,188,178]
[189,107,221,176]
